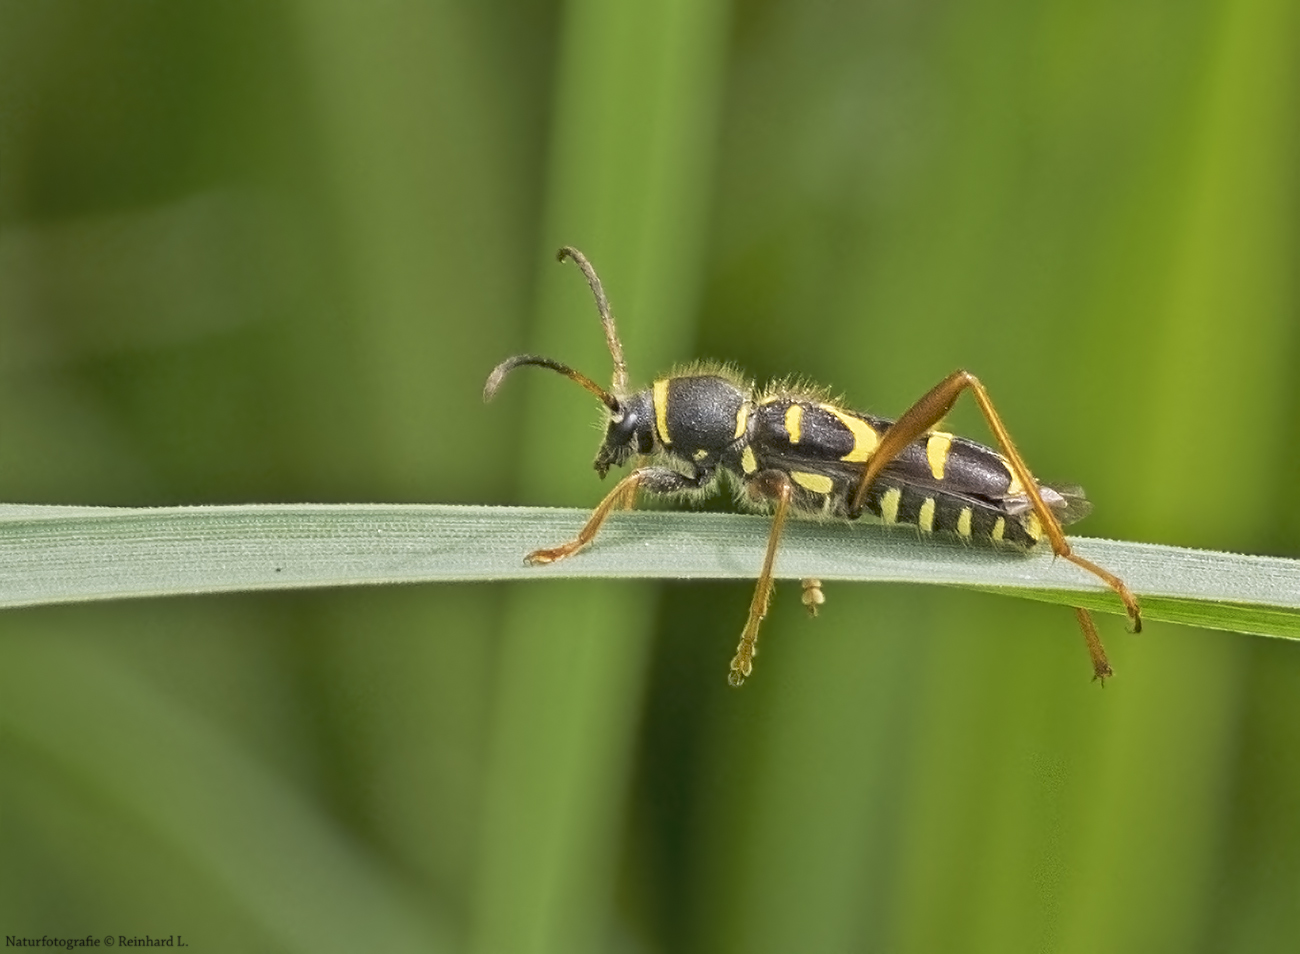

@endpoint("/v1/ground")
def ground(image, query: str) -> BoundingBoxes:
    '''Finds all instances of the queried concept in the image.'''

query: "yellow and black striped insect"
[485,247,1142,687]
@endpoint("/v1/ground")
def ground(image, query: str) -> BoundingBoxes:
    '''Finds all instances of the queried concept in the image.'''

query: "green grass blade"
[1,503,1296,638]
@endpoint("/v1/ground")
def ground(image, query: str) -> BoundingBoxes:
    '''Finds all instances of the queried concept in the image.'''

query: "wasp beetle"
[485,247,1141,687]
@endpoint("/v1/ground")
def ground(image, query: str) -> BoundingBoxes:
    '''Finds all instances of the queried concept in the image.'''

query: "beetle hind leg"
[846,369,1140,680]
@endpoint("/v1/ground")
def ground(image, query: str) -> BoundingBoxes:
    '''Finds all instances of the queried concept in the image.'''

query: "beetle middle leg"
[801,578,825,617]
[729,470,796,687]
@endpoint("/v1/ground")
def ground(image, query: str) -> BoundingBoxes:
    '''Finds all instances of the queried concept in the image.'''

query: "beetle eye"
[605,407,638,446]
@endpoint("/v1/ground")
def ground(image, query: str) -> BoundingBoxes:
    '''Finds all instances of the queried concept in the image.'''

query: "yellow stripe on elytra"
[1003,462,1024,498]
[925,431,953,480]
[992,516,1006,543]
[820,404,880,462]
[957,507,973,538]
[741,446,758,475]
[880,487,902,524]
[918,497,936,532]
[652,379,671,445]
[791,471,833,494]
[785,404,804,444]
[733,402,750,440]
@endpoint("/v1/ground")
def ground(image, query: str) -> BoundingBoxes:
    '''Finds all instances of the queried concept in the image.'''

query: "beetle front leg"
[525,466,710,565]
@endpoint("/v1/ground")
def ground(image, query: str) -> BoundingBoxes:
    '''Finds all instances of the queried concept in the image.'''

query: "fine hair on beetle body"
[485,246,1142,688]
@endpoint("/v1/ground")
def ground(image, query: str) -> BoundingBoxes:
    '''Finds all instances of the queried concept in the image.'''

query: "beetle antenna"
[484,354,621,415]
[557,247,628,395]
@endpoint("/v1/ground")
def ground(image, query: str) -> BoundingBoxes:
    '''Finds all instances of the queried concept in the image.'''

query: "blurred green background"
[1,1,1297,951]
